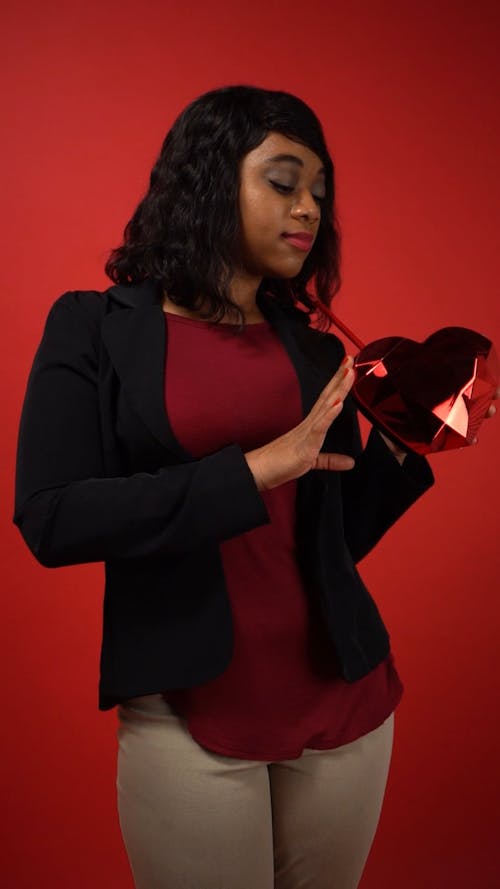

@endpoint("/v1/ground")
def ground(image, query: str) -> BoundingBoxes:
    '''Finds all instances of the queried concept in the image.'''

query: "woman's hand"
[473,385,500,442]
[245,356,357,491]
[485,386,500,418]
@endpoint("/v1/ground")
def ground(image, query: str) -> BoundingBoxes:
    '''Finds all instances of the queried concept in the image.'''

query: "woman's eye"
[270,181,294,194]
[270,180,325,204]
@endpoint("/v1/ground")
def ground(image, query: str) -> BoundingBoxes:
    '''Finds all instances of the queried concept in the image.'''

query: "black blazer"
[13,279,434,709]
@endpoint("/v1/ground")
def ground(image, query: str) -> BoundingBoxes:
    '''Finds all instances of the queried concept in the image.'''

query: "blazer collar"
[102,279,330,461]
[107,278,163,309]
[106,278,320,332]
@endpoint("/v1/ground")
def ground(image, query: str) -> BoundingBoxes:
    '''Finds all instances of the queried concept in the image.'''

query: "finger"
[315,373,355,426]
[331,367,355,405]
[317,356,354,401]
[486,404,496,418]
[313,451,355,471]
[328,355,355,388]
[311,357,356,423]
[323,361,356,405]
[337,355,355,382]
[310,396,345,434]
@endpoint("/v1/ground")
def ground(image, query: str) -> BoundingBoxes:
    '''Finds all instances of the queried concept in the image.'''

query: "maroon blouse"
[161,311,403,760]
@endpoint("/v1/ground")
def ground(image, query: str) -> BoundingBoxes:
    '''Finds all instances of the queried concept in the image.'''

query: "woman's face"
[235,131,326,280]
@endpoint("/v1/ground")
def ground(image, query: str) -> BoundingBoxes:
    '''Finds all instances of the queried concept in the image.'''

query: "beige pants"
[116,694,394,889]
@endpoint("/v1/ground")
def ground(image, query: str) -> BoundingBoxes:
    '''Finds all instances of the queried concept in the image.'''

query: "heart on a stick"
[352,327,498,455]
[307,293,499,456]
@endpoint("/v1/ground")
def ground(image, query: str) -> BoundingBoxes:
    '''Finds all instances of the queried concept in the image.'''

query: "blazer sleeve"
[13,295,271,568]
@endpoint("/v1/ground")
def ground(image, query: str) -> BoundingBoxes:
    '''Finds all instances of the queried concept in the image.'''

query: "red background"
[2,1,499,886]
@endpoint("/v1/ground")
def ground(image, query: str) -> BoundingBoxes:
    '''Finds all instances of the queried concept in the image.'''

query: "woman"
[13,85,497,889]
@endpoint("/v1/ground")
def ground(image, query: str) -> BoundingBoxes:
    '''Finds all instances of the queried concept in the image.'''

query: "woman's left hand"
[486,386,500,419]
[379,385,500,462]
[473,385,500,443]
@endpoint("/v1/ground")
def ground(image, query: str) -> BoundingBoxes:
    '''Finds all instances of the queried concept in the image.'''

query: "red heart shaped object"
[352,327,499,455]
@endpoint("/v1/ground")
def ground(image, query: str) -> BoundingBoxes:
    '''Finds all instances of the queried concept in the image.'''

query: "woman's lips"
[281,233,314,252]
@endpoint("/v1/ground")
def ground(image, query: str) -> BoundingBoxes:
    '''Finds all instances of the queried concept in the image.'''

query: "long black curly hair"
[104,84,341,332]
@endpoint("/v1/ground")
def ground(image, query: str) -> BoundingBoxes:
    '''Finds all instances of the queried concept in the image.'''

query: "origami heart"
[352,327,499,455]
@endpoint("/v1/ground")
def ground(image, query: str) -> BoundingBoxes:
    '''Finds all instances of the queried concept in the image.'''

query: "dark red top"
[161,311,403,760]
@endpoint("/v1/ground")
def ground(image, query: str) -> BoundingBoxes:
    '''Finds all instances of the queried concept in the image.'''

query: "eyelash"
[270,181,325,205]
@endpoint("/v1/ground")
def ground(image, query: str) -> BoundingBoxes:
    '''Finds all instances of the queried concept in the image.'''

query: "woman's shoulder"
[48,278,160,321]
[40,289,112,362]
[48,288,108,321]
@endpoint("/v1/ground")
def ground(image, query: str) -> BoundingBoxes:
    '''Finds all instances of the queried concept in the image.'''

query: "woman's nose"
[290,192,320,223]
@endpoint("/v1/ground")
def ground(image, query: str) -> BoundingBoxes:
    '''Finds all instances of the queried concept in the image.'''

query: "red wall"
[3,1,499,886]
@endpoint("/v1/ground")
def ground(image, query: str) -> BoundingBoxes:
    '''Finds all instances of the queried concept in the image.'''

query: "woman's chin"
[264,262,306,280]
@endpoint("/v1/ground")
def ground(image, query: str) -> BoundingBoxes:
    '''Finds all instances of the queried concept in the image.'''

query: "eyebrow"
[264,153,325,175]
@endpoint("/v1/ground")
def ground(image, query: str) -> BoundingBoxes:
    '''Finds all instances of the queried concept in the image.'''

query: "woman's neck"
[161,292,265,325]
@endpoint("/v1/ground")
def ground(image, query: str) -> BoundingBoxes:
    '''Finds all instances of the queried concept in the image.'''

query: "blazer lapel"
[257,293,333,417]
[101,280,194,461]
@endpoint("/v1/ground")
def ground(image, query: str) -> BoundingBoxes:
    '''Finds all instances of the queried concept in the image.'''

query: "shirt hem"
[186,700,401,761]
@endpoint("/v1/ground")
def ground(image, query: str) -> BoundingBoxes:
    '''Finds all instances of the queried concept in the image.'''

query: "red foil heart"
[306,296,499,456]
[352,328,499,455]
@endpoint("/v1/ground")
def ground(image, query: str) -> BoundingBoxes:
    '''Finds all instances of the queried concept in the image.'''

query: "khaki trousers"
[116,693,394,889]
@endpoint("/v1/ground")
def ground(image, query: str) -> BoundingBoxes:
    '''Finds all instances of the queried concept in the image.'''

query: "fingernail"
[341,356,349,366]
[342,368,350,378]
[331,399,342,407]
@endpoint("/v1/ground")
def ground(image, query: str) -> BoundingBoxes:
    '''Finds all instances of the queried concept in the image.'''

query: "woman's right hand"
[245,356,356,491]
